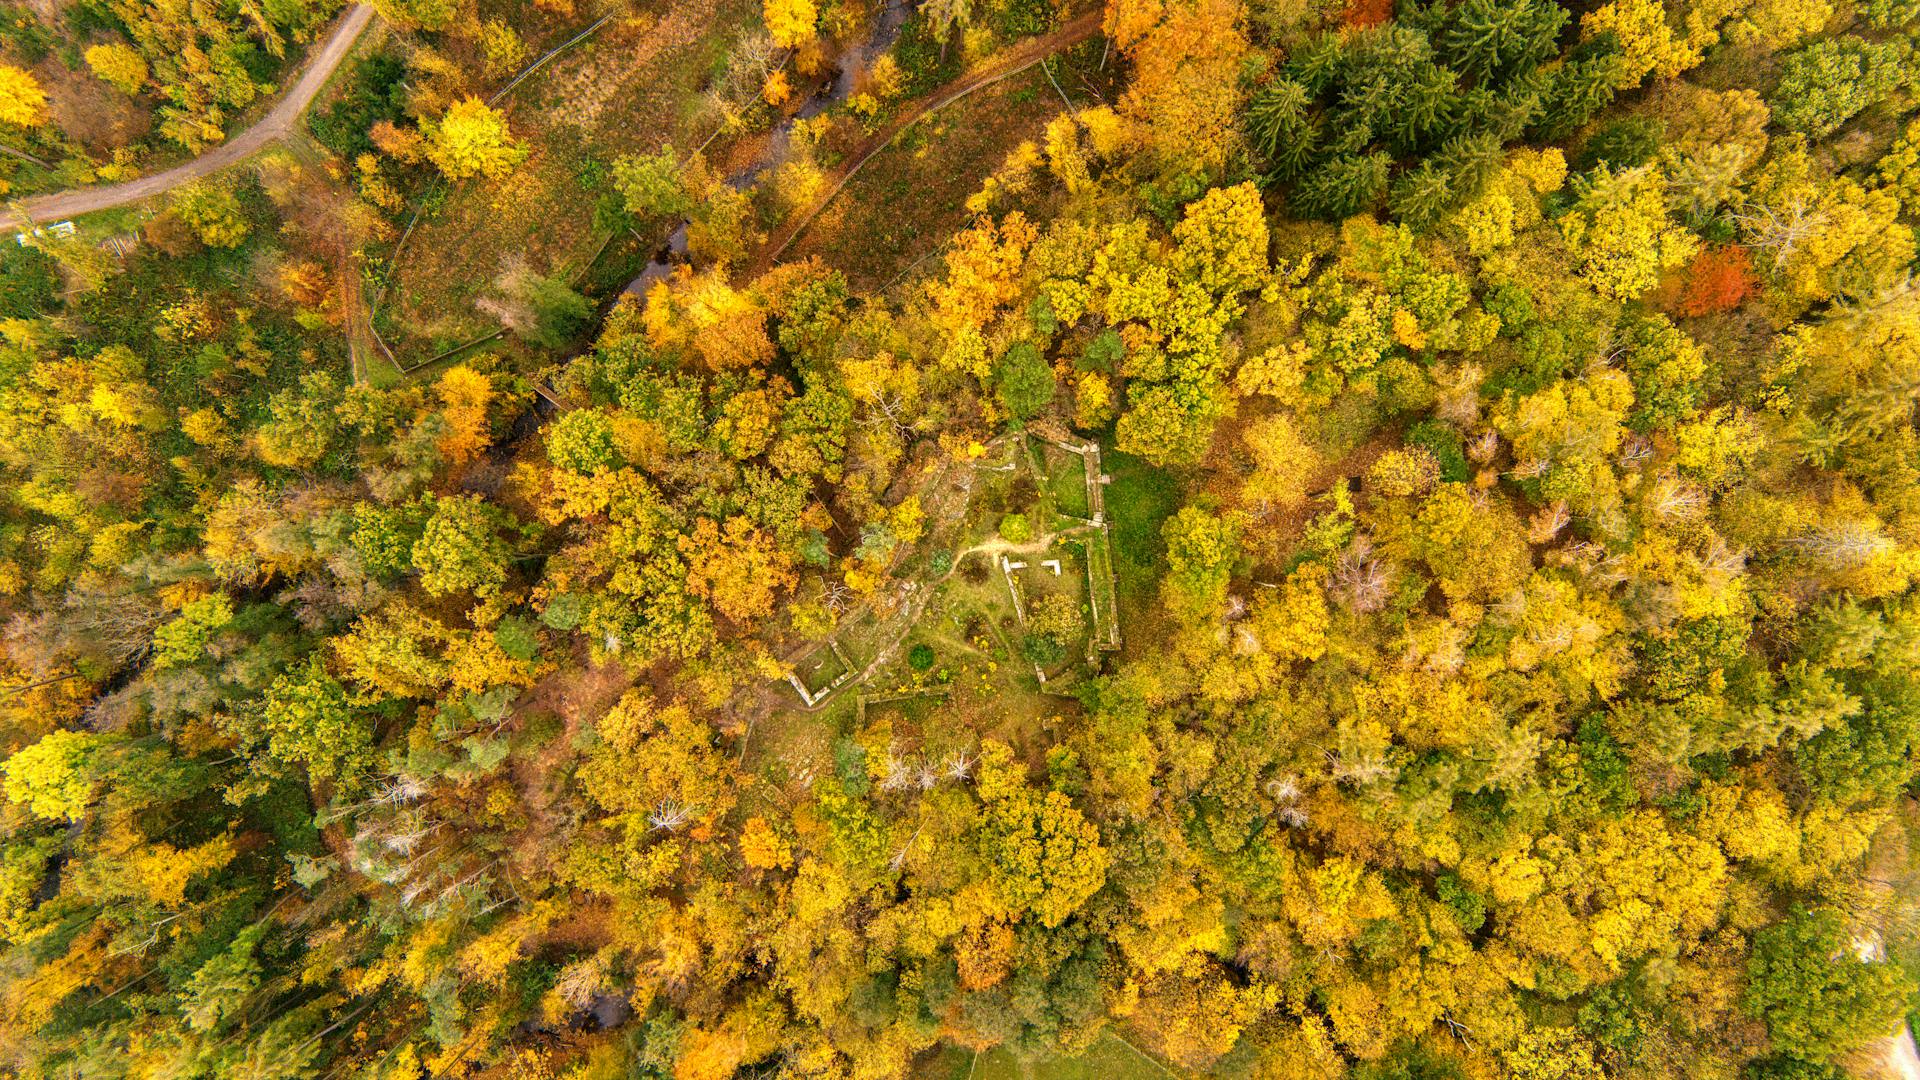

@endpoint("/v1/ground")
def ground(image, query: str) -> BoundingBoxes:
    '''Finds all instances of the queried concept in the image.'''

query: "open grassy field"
[782,66,1060,290]
[794,641,851,694]
[743,691,858,787]
[1085,525,1121,652]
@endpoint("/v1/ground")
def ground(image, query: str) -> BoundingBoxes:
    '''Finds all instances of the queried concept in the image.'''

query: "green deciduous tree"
[249,655,374,783]
[976,742,1109,927]
[612,147,694,218]
[546,409,621,475]
[1161,505,1242,621]
[1743,908,1914,1062]
[1768,37,1902,140]
[411,494,514,599]
[152,593,235,668]
[171,182,250,248]
[995,342,1056,422]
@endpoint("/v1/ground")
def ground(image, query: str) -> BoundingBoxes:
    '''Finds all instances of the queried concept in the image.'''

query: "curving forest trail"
[9,4,376,224]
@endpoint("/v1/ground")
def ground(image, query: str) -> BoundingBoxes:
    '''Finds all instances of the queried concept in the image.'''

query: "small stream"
[622,0,918,296]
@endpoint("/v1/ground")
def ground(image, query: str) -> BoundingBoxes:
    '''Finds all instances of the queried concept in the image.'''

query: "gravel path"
[10,4,375,224]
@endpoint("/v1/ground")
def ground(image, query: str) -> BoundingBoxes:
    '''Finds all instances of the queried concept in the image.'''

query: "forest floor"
[371,0,757,353]
[782,60,1076,292]
[361,3,1108,368]
[753,8,1104,275]
[10,4,375,223]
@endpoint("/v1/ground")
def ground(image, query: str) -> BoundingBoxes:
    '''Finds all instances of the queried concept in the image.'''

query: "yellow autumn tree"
[436,365,494,465]
[1559,165,1699,299]
[426,97,529,181]
[739,816,793,869]
[1241,413,1321,515]
[0,65,46,128]
[83,44,148,95]
[925,212,1039,375]
[680,516,797,622]
[764,0,819,47]
[1107,0,1249,172]
[1581,0,1701,89]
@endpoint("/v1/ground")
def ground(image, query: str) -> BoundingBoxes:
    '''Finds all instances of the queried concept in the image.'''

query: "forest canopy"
[4,0,1920,1078]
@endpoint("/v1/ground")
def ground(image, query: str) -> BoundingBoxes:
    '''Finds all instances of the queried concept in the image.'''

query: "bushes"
[889,13,964,98]
[989,0,1055,40]
[308,52,408,161]
[0,244,60,318]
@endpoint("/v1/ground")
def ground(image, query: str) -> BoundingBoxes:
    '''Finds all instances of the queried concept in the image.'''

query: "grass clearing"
[744,693,856,788]
[909,1045,973,1080]
[1101,447,1181,614]
[794,642,850,695]
[859,691,948,730]
[1041,440,1092,521]
[970,1032,1175,1080]
[1085,526,1121,653]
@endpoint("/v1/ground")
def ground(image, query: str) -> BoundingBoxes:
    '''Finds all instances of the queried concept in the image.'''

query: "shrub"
[83,43,147,94]
[612,147,693,218]
[0,243,59,318]
[1022,633,1066,666]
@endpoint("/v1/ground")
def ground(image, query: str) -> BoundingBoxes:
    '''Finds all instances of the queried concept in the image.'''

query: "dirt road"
[10,4,375,225]
[755,8,1104,271]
